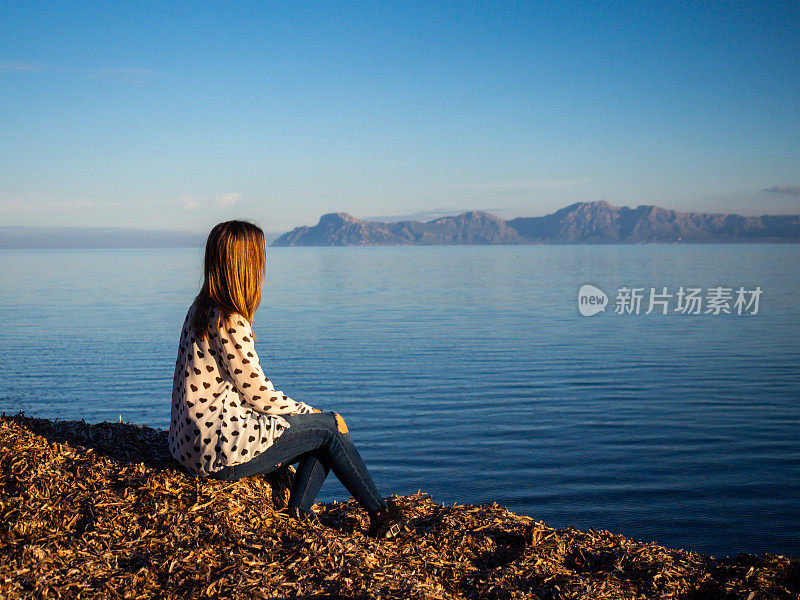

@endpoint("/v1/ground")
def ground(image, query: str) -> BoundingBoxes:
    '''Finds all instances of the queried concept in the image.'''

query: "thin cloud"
[179,193,241,210]
[219,192,241,208]
[364,207,468,222]
[761,186,800,197]
[0,197,120,214]
[180,195,198,210]
[0,62,43,72]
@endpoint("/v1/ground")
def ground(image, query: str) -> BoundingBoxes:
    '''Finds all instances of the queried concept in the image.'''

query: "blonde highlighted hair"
[190,220,267,341]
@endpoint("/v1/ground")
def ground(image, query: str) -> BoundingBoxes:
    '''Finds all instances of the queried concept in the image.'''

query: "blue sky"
[1,1,799,233]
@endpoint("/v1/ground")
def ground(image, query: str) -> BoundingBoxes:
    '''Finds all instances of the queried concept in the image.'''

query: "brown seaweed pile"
[1,412,798,599]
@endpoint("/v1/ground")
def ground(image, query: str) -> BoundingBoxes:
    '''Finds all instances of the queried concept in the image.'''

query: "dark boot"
[367,497,407,539]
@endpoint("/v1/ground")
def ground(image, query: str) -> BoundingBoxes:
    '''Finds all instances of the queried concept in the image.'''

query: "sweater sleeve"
[215,315,315,416]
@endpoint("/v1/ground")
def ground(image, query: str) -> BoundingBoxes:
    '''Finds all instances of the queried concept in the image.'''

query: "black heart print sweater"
[170,301,315,476]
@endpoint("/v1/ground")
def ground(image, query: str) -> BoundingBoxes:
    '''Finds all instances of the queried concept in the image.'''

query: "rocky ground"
[1,413,797,599]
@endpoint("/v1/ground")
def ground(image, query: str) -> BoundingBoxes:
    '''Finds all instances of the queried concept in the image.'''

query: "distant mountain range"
[272,201,800,246]
[3,202,799,249]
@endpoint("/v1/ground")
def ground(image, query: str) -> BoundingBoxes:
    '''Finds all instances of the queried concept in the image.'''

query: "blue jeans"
[209,411,387,513]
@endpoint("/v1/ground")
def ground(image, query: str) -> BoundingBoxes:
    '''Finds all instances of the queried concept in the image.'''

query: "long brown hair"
[190,220,267,341]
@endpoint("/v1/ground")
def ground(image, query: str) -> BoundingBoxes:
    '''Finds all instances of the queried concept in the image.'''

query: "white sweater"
[169,301,315,476]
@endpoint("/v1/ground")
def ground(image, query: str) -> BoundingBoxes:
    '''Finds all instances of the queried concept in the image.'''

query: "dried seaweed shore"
[1,413,797,600]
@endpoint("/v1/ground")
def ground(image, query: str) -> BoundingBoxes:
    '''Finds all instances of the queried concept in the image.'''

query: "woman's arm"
[215,316,316,415]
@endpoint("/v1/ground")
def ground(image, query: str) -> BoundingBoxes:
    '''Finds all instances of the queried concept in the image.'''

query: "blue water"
[1,245,798,559]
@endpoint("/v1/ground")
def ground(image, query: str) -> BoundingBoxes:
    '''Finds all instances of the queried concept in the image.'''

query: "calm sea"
[1,245,798,558]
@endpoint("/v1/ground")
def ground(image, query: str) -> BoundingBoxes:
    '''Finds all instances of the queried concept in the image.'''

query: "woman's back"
[170,301,313,476]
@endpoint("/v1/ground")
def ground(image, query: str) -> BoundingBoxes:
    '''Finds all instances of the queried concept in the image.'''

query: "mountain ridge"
[272,201,800,246]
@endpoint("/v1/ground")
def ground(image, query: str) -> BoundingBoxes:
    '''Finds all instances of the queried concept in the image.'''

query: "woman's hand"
[312,408,323,413]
